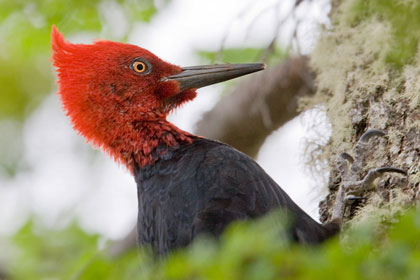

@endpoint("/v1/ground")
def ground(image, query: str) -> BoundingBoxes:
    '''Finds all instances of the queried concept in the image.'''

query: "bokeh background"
[0,0,333,277]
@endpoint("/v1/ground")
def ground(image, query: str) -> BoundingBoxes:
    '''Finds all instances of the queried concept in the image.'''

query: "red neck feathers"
[97,116,193,172]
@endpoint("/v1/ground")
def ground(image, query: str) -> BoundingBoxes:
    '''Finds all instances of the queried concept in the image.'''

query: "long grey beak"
[164,63,265,92]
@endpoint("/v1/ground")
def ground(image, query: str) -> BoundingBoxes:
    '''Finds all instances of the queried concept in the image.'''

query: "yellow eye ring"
[132,61,147,73]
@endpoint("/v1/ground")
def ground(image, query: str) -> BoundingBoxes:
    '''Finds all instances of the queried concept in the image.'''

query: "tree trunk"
[304,0,420,225]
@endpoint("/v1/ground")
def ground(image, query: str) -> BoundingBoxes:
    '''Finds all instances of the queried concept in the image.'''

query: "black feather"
[134,137,338,255]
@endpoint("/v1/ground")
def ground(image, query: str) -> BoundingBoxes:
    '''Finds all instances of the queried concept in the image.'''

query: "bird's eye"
[130,59,151,74]
[132,61,147,73]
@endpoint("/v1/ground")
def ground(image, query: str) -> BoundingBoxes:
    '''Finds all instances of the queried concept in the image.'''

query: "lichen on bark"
[303,0,420,226]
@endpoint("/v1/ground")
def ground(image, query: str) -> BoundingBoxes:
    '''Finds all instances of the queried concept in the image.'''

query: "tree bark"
[306,0,420,225]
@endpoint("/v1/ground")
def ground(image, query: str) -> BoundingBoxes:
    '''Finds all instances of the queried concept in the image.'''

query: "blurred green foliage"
[198,46,286,66]
[0,0,160,121]
[348,0,420,68]
[2,2,418,279]
[5,208,420,279]
[199,48,263,64]
[0,0,164,177]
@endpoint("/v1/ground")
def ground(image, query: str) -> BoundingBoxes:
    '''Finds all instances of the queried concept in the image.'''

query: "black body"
[134,138,337,255]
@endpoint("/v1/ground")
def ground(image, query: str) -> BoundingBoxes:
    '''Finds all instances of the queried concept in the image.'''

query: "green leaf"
[7,208,420,279]
[198,46,287,65]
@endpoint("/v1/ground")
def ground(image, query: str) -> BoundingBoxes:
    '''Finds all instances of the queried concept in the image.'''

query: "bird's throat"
[103,120,193,173]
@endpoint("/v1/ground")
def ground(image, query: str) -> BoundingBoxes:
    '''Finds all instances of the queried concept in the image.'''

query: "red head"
[51,26,264,170]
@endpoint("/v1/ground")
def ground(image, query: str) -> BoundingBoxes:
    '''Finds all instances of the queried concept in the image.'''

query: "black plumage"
[134,137,338,255]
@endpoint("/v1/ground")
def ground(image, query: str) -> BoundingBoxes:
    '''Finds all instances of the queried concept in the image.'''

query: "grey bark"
[308,1,420,225]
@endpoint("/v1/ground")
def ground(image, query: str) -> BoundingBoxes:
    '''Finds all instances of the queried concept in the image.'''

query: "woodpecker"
[51,26,339,255]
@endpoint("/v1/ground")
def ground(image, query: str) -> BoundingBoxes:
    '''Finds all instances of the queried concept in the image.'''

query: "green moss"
[308,17,393,163]
[345,0,420,68]
[309,0,420,164]
[306,0,420,225]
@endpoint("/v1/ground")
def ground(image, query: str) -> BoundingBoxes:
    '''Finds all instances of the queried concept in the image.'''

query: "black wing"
[135,138,337,255]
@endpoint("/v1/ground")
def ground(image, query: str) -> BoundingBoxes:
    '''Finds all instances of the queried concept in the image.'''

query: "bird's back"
[134,138,337,255]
